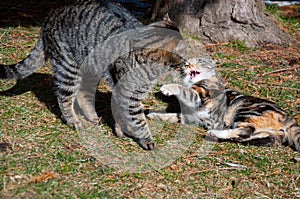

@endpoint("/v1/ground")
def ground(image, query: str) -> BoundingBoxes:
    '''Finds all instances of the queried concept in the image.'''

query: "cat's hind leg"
[239,132,276,147]
[52,59,83,130]
[208,126,281,147]
[75,73,100,124]
[240,130,286,147]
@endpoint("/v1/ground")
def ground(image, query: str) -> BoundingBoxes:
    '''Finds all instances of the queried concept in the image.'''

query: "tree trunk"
[151,0,294,47]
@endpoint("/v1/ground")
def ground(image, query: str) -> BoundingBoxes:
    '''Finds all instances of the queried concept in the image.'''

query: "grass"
[266,4,300,43]
[1,11,300,199]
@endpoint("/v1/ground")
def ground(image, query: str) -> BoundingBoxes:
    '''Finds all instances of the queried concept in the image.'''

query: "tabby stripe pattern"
[0,38,45,79]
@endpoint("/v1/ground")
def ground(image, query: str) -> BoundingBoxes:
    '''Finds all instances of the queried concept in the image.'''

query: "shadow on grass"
[153,92,181,113]
[0,73,115,128]
[0,72,183,142]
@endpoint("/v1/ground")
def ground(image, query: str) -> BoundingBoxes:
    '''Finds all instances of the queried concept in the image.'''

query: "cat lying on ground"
[148,58,300,151]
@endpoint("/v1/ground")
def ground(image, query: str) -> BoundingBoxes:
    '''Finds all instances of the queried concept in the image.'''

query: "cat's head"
[182,57,218,88]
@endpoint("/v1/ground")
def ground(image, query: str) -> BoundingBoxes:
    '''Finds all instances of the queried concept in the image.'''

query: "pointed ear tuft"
[163,13,171,22]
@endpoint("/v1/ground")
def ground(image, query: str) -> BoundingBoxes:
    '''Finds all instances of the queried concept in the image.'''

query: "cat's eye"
[184,62,190,67]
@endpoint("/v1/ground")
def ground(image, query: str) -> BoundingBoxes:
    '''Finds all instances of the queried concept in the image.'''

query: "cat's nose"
[188,63,195,68]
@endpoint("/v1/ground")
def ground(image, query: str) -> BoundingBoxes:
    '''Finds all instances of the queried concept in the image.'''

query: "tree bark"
[151,0,294,47]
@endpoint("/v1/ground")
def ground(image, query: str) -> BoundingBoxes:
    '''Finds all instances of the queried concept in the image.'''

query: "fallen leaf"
[29,171,58,183]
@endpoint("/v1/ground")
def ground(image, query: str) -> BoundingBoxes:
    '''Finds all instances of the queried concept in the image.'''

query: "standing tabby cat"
[148,58,300,151]
[0,0,190,150]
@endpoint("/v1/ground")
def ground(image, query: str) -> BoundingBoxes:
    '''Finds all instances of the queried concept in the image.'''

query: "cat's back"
[42,1,143,56]
[225,89,280,111]
[44,1,142,33]
[223,89,289,125]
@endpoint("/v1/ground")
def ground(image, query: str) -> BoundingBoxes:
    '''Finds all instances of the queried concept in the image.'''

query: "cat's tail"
[0,38,46,79]
[286,118,300,151]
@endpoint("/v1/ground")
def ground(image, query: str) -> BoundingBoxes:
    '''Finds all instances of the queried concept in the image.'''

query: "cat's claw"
[138,137,156,150]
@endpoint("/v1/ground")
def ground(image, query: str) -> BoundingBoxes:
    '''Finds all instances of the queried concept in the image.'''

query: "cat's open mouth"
[190,70,200,79]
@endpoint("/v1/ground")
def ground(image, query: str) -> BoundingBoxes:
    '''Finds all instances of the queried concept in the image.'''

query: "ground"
[0,2,299,199]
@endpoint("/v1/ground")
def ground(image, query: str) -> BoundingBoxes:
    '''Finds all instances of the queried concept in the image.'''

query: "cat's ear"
[149,13,179,31]
[163,13,171,22]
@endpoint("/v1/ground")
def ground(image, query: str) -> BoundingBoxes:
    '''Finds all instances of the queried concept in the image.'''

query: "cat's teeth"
[190,71,200,79]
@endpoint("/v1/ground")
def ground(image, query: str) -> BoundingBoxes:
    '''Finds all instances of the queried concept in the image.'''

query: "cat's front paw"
[137,137,156,150]
[147,112,160,120]
[160,84,180,96]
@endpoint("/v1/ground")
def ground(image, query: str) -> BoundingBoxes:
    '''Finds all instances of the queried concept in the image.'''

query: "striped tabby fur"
[148,58,300,151]
[0,1,187,150]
